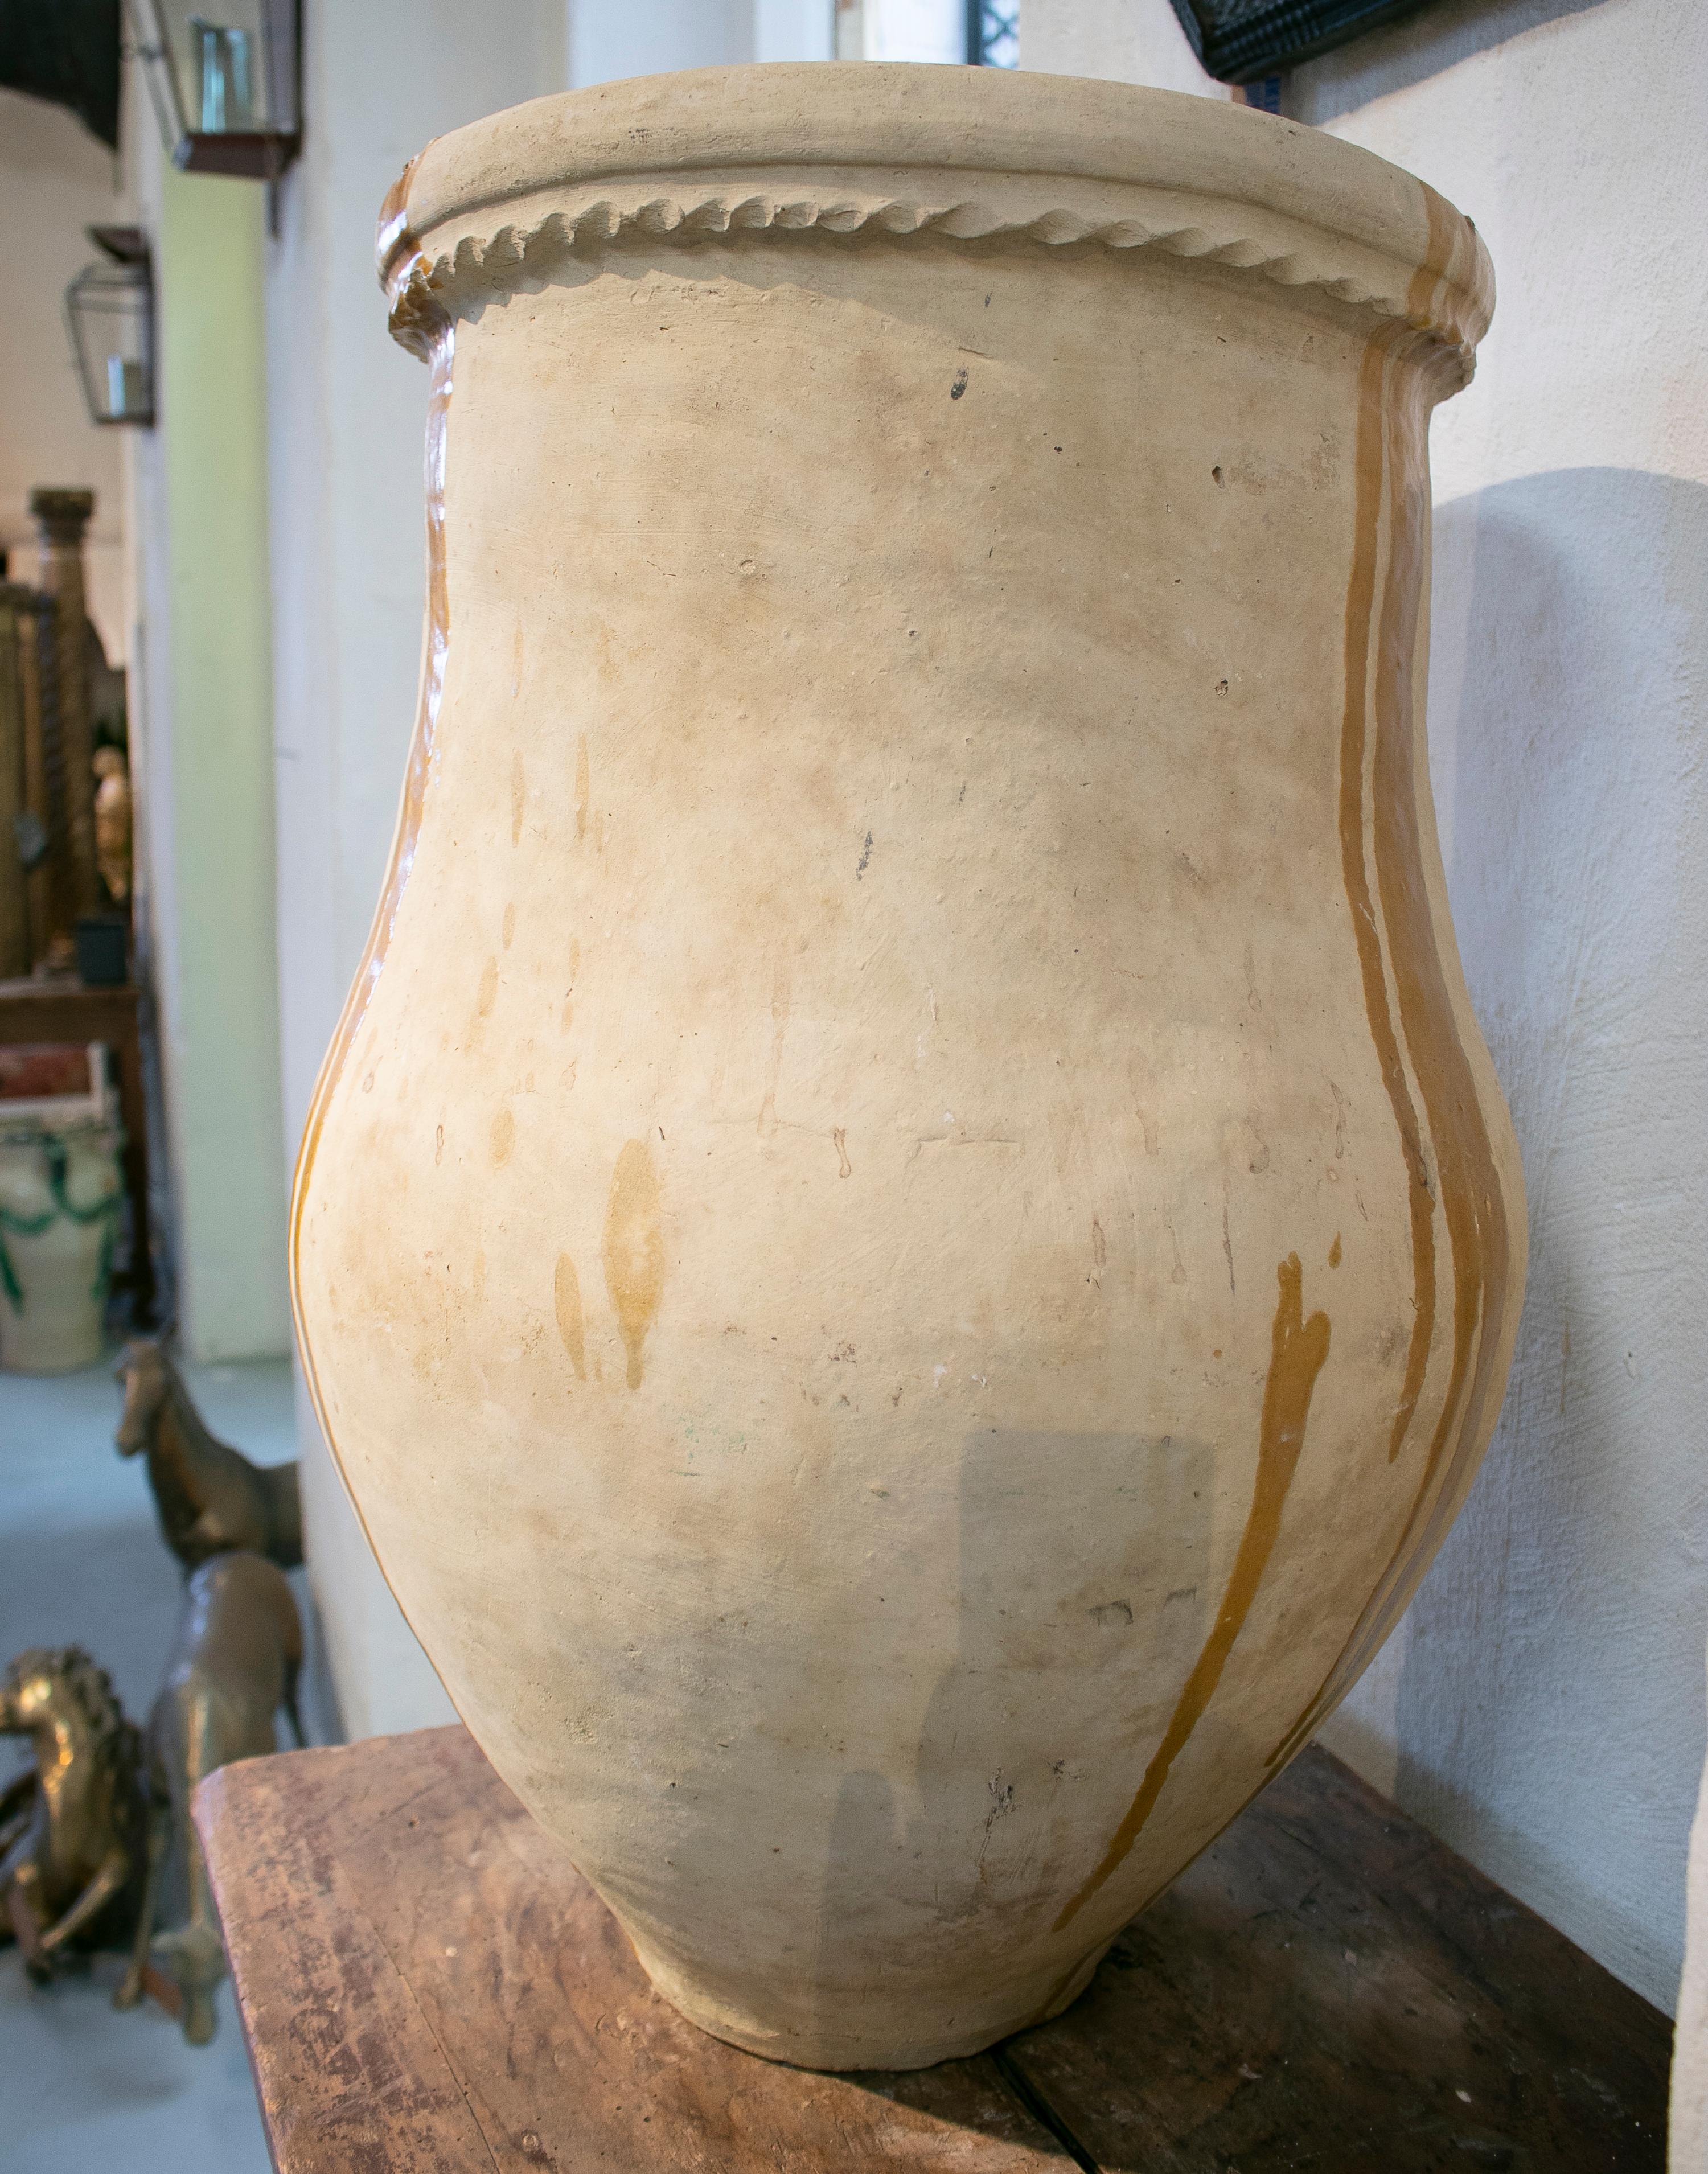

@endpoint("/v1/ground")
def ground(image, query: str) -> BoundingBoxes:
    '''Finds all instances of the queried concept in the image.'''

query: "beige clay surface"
[292,65,1525,2069]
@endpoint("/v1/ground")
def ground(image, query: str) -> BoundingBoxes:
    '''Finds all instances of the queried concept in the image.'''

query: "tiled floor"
[1,1350,311,2174]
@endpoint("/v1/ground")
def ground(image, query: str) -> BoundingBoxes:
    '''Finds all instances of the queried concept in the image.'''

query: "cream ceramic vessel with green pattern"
[290,65,1524,2069]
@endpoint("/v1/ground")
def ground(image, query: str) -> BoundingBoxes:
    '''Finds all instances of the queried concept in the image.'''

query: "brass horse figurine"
[118,1551,304,2043]
[114,1337,303,1573]
[0,1647,147,1984]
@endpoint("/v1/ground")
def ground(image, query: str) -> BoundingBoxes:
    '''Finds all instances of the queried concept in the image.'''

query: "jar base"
[624,1925,1111,2073]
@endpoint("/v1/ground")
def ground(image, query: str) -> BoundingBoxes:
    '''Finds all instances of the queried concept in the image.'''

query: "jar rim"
[378,63,1492,373]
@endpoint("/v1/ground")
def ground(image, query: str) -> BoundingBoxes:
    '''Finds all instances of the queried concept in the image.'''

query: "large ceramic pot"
[1,1119,124,1374]
[293,66,1524,2070]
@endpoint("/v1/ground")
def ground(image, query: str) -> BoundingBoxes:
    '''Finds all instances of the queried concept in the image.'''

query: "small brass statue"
[0,1647,147,1984]
[114,1337,303,1573]
[92,746,132,905]
[120,1551,304,2043]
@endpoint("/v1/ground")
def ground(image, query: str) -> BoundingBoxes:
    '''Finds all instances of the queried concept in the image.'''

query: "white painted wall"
[838,0,964,64]
[574,0,833,79]
[574,0,752,82]
[0,87,130,656]
[1020,0,1229,97]
[757,0,836,63]
[1028,0,1708,2012]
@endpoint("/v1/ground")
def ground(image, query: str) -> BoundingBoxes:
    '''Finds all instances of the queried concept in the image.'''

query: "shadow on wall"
[1287,0,1617,124]
[1395,467,1708,2007]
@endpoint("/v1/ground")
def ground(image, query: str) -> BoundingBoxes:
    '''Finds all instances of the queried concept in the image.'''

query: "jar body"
[294,163,1522,2068]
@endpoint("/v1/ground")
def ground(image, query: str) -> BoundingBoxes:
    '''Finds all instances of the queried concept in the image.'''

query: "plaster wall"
[837,0,966,64]
[757,0,837,63]
[574,0,753,83]
[1028,0,1708,2012]
[573,0,831,81]
[0,87,130,657]
[1019,0,1229,97]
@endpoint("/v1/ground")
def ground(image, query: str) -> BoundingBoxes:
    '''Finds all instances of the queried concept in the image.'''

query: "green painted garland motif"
[0,1124,126,1313]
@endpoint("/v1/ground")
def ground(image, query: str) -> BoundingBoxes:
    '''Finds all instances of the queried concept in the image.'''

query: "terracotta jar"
[292,66,1524,2070]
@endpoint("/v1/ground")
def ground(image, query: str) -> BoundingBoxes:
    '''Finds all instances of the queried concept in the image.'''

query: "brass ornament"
[121,1551,305,2044]
[114,1338,303,1572]
[0,1647,146,1982]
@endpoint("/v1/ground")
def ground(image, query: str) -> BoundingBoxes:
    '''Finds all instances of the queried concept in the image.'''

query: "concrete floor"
[1,1350,310,2174]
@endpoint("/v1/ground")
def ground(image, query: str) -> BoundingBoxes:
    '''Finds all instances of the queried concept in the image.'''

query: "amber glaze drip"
[602,1140,666,1391]
[1264,205,1513,1774]
[375,157,421,289]
[1053,1255,1330,1933]
[1301,360,1512,1713]
[1336,327,1438,1466]
[554,1252,588,1382]
[287,315,454,1515]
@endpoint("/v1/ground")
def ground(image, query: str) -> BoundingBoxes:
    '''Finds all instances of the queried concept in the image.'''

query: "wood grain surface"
[196,1728,1668,2173]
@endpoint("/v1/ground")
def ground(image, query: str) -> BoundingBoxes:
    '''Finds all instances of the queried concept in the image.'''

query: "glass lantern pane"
[155,0,294,133]
[67,265,153,425]
[107,357,150,420]
[193,20,257,129]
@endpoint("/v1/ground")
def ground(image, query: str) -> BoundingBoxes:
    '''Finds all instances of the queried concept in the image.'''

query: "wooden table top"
[197,1725,1669,2172]
[0,975,139,1018]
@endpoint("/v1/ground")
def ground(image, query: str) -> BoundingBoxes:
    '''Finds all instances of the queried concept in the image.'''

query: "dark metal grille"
[1167,0,1439,82]
[968,0,1018,67]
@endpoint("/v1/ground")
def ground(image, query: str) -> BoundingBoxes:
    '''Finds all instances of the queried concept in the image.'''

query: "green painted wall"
[154,165,289,1360]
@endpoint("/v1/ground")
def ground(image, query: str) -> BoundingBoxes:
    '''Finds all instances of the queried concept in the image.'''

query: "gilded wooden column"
[0,582,38,976]
[29,487,102,942]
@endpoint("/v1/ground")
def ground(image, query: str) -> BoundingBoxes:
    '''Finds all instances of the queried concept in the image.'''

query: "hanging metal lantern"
[64,229,155,429]
[125,0,300,179]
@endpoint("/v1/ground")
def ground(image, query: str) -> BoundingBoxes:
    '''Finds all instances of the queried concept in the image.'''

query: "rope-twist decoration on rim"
[384,188,1483,384]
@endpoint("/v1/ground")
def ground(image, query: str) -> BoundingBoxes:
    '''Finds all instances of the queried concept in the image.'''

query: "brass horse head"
[113,1338,171,1457]
[1,1646,146,1983]
[1,1643,137,1772]
[1,1646,120,1733]
[0,1649,62,1732]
